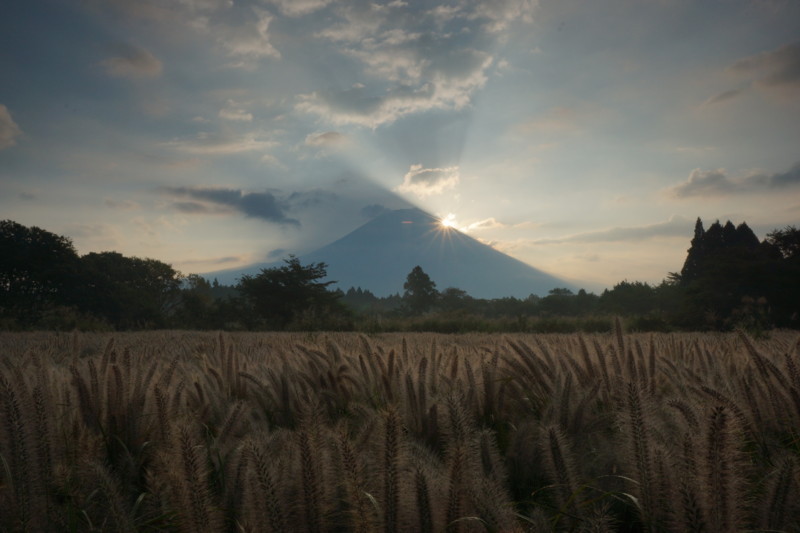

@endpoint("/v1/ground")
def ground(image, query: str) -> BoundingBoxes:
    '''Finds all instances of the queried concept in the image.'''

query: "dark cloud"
[101,43,163,79]
[702,88,745,106]
[361,204,390,219]
[669,162,800,198]
[532,216,692,245]
[770,162,800,187]
[288,189,339,209]
[212,256,240,265]
[730,41,800,90]
[267,248,287,259]
[181,255,242,266]
[160,186,299,225]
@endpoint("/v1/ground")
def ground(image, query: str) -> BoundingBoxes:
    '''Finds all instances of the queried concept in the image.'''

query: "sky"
[1,0,798,292]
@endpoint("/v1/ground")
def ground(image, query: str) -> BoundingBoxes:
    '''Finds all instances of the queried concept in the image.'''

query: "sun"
[440,213,458,230]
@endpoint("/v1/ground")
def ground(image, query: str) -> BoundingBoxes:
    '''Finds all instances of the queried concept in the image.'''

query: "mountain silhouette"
[206,208,573,298]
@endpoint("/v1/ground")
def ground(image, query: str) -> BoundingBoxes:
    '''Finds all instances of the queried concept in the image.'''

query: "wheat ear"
[703,405,746,532]
[383,406,401,533]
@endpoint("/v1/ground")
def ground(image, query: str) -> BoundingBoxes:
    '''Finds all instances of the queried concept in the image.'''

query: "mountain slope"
[206,208,573,297]
[306,208,571,297]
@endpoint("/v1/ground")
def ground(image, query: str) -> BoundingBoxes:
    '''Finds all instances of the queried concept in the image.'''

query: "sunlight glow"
[440,213,458,229]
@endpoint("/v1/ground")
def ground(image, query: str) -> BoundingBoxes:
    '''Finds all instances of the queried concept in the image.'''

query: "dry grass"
[1,328,799,532]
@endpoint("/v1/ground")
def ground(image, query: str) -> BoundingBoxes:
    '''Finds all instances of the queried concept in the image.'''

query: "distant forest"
[1,218,798,333]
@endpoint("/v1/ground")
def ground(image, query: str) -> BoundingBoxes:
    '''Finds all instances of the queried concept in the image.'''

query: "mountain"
[206,208,573,298]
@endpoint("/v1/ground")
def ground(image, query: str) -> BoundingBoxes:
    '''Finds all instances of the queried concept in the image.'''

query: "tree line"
[1,218,798,332]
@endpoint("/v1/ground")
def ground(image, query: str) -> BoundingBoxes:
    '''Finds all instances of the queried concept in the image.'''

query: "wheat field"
[1,325,799,532]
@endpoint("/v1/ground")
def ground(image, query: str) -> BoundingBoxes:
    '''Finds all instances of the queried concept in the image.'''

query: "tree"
[237,256,342,328]
[79,252,182,329]
[403,266,438,314]
[539,288,576,316]
[0,220,81,325]
[600,281,657,316]
[674,218,780,329]
[175,274,215,329]
[766,226,800,259]
[763,226,800,327]
[439,287,471,313]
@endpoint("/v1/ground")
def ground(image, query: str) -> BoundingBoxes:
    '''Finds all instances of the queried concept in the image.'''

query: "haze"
[1,0,798,291]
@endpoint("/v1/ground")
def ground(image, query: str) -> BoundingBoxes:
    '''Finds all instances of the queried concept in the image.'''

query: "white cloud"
[260,153,287,169]
[395,164,459,197]
[470,0,538,32]
[461,217,507,232]
[0,105,22,149]
[296,51,492,128]
[101,44,163,79]
[304,131,348,147]
[218,7,280,68]
[218,100,253,121]
[267,0,334,17]
[299,0,517,127]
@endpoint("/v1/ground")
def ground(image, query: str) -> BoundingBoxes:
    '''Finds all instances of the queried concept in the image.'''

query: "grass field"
[1,326,799,531]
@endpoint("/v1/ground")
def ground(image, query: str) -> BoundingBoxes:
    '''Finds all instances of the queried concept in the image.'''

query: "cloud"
[532,216,693,245]
[702,88,745,106]
[104,199,140,210]
[218,100,253,121]
[668,162,800,198]
[101,43,163,79]
[260,153,286,168]
[171,201,233,215]
[0,105,23,149]
[304,131,348,147]
[163,131,278,155]
[295,0,529,127]
[395,164,459,197]
[461,217,507,232]
[730,41,800,89]
[469,0,537,33]
[288,189,339,209]
[217,7,280,68]
[179,255,241,266]
[159,186,299,225]
[267,0,334,17]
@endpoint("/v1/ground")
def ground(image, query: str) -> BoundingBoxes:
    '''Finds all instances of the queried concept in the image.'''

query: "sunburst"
[439,213,458,230]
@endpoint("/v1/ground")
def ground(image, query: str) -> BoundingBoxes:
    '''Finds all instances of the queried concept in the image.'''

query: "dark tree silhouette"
[676,218,779,329]
[79,252,182,329]
[403,265,438,314]
[238,256,342,328]
[766,226,800,259]
[0,220,81,324]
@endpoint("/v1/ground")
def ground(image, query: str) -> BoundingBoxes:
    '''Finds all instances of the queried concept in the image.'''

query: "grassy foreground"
[1,327,799,532]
